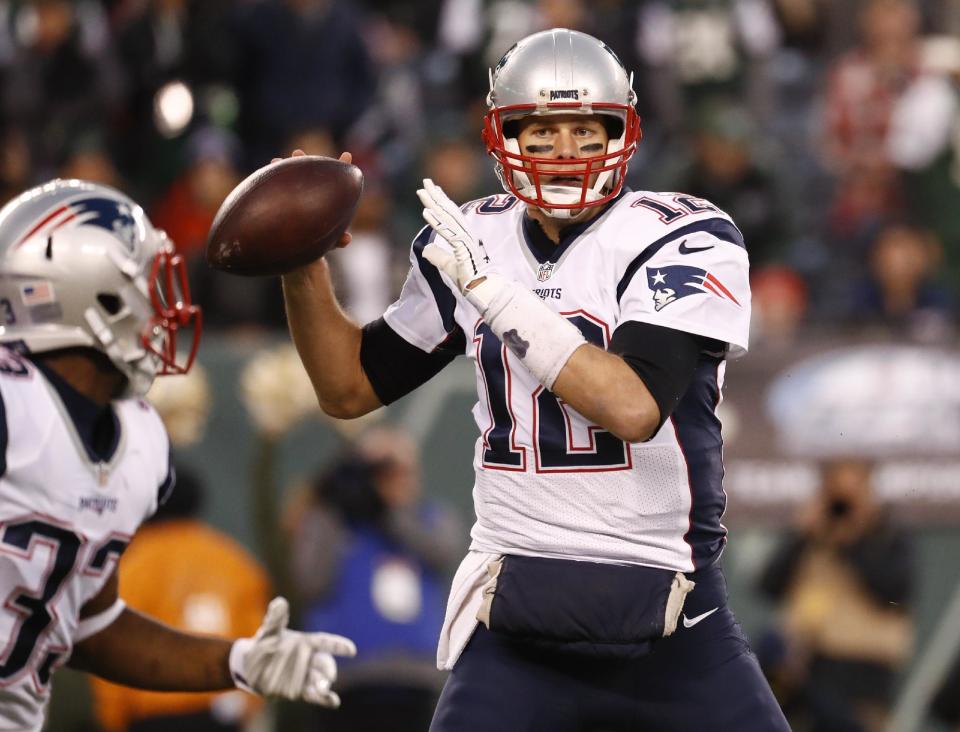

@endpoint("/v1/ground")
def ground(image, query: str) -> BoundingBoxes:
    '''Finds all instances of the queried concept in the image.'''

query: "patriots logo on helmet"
[15,196,139,253]
[646,265,741,311]
[66,197,139,252]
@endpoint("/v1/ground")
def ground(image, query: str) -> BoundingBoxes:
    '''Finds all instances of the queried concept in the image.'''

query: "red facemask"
[143,249,202,376]
[482,103,642,211]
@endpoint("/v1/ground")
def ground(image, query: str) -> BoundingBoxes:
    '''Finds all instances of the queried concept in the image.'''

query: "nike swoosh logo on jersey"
[682,607,719,628]
[678,240,715,254]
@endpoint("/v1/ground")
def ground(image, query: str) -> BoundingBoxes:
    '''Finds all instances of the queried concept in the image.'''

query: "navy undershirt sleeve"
[360,317,465,405]
[0,388,6,477]
[609,321,723,431]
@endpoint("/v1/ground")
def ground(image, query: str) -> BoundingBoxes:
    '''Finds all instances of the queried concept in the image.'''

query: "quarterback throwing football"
[0,180,355,730]
[284,29,789,731]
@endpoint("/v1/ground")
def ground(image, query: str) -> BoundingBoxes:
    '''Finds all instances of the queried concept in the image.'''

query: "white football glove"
[416,179,586,390]
[418,178,502,313]
[229,597,356,707]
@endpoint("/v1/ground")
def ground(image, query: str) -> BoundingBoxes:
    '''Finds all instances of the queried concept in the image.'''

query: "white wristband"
[229,637,255,693]
[468,274,586,389]
[75,598,126,642]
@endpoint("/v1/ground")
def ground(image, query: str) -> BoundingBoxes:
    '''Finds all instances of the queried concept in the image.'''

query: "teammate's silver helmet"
[0,179,201,397]
[483,28,642,218]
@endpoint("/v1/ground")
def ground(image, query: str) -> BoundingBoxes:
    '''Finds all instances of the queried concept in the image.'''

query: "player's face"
[516,115,610,188]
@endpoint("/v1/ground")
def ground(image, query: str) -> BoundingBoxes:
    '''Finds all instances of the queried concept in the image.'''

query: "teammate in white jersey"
[0,179,355,731]
[283,28,788,732]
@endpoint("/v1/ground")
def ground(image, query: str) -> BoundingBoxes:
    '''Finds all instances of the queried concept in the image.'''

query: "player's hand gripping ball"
[206,155,363,276]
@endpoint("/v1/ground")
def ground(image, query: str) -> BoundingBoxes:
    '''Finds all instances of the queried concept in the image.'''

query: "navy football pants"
[429,566,790,732]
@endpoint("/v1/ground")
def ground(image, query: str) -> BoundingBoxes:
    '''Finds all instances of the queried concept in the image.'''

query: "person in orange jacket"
[89,467,273,732]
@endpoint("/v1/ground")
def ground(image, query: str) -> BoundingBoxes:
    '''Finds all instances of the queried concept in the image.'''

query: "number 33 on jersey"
[0,350,171,722]
[384,189,750,574]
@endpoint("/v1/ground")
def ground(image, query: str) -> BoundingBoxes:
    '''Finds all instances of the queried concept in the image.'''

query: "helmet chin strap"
[502,129,626,220]
[122,363,157,399]
[593,127,627,193]
[503,137,532,190]
[84,305,158,398]
[520,186,605,220]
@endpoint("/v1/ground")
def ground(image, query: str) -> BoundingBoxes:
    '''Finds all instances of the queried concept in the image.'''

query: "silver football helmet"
[483,28,642,218]
[0,179,201,397]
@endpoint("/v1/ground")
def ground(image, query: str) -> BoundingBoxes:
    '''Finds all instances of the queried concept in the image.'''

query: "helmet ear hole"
[97,293,122,315]
[601,117,623,139]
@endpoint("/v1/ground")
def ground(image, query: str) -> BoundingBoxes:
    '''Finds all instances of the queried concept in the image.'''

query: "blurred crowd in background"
[1,0,959,343]
[9,0,960,731]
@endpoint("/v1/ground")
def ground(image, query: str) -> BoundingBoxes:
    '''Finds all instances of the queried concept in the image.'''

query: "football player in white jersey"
[0,179,355,731]
[282,29,789,732]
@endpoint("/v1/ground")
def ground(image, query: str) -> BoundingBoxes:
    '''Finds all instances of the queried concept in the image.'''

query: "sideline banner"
[721,331,960,525]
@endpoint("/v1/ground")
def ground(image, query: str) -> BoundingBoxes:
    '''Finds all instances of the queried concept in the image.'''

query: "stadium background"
[3,0,958,730]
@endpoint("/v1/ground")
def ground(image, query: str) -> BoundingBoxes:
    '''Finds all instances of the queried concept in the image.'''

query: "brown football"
[205,155,363,276]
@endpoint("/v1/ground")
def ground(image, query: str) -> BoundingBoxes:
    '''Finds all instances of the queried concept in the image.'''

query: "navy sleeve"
[360,317,465,405]
[0,388,6,477]
[609,321,723,431]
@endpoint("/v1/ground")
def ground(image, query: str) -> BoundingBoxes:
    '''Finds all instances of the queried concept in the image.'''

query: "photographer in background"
[289,427,463,732]
[757,458,915,732]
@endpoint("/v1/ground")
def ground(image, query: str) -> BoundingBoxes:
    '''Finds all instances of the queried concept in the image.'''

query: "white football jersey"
[385,190,750,575]
[0,348,171,731]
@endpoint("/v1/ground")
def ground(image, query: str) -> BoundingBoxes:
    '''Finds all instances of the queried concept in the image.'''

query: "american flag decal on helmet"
[20,281,55,306]
[646,265,741,312]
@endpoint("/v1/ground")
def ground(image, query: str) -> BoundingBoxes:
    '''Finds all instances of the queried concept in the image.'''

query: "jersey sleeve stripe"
[412,226,458,333]
[0,387,6,477]
[616,218,746,302]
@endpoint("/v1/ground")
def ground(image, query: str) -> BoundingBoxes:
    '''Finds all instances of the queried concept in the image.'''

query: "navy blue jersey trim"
[0,388,6,477]
[31,358,121,464]
[157,458,176,507]
[411,226,457,333]
[522,211,595,265]
[672,358,727,569]
[616,218,745,302]
[520,188,631,265]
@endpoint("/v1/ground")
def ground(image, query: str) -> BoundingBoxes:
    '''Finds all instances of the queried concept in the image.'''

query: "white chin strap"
[123,361,157,398]
[516,185,605,219]
[84,298,159,399]
[503,127,628,220]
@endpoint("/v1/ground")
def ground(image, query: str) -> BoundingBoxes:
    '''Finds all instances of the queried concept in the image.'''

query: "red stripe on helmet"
[14,205,71,248]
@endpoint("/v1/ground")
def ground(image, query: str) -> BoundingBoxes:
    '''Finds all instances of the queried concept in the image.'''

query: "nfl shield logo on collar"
[537,261,555,282]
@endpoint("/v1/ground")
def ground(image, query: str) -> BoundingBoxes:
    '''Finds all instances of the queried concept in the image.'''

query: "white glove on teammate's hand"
[229,597,356,707]
[418,179,502,312]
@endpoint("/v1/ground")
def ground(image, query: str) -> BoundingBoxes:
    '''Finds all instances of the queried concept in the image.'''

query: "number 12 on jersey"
[475,313,632,473]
